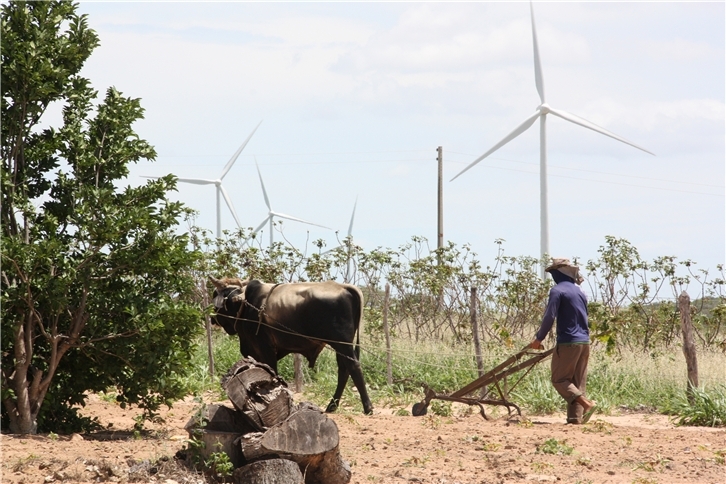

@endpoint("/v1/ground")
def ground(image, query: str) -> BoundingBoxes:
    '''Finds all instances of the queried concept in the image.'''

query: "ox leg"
[348,357,374,415]
[328,345,373,415]
[325,353,351,414]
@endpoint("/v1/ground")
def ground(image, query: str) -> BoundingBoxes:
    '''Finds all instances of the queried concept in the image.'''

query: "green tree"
[1,1,201,434]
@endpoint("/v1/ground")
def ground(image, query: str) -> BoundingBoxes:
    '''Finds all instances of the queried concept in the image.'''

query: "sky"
[68,1,724,276]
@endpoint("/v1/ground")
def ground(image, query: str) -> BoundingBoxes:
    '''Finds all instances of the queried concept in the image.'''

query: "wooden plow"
[412,347,555,419]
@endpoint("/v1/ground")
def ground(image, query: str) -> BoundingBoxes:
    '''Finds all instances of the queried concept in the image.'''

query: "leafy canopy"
[1,0,202,434]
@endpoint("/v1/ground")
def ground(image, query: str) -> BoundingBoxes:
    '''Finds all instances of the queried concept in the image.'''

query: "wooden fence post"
[294,354,303,393]
[471,287,484,380]
[202,290,215,378]
[383,283,393,386]
[678,291,699,403]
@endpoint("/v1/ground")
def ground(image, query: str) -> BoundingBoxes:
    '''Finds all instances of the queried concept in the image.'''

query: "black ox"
[208,276,373,415]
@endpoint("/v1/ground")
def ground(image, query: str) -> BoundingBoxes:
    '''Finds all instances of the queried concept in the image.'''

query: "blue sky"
[71,2,724,275]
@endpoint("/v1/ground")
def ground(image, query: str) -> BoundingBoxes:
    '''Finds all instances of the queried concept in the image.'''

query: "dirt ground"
[1,393,724,484]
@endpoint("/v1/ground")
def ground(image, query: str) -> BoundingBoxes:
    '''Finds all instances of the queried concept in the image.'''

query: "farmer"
[529,258,596,424]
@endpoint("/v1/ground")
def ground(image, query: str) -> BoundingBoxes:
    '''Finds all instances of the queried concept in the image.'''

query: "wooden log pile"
[185,357,351,484]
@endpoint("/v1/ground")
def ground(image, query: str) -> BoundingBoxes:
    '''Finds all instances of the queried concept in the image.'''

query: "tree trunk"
[6,312,38,434]
[233,458,303,484]
[678,291,699,403]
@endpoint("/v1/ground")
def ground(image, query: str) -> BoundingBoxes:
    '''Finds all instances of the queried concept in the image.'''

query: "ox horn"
[208,275,225,289]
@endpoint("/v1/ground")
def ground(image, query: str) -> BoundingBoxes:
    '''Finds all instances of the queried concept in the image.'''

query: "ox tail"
[346,284,364,360]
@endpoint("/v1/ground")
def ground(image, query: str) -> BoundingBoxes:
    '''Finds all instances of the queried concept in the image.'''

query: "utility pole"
[437,146,444,251]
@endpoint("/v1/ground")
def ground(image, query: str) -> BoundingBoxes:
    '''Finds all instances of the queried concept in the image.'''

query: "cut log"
[222,357,293,430]
[233,458,304,484]
[239,408,351,484]
[184,403,256,434]
[183,404,253,468]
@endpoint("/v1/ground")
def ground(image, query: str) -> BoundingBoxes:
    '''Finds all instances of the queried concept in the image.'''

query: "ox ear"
[208,275,225,290]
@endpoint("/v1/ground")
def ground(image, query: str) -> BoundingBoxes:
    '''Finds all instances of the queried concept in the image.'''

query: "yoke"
[411,347,555,419]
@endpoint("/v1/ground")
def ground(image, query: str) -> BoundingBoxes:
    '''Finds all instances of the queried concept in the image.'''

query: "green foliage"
[536,438,573,455]
[199,230,724,358]
[585,237,725,351]
[1,1,201,434]
[660,385,726,428]
[206,447,234,481]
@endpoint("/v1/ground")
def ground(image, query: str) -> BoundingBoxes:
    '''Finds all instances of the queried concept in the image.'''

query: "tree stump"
[233,458,304,484]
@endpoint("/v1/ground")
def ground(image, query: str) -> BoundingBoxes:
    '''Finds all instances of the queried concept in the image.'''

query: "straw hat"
[545,258,584,284]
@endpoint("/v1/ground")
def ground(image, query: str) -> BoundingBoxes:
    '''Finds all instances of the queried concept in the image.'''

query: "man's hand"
[528,339,543,350]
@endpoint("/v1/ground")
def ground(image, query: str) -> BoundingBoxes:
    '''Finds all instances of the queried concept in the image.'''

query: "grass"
[660,384,726,427]
[182,331,726,426]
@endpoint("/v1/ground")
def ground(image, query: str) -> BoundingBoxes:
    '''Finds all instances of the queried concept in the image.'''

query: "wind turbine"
[451,3,653,271]
[323,198,357,282]
[245,160,330,247]
[341,199,358,283]
[143,121,262,239]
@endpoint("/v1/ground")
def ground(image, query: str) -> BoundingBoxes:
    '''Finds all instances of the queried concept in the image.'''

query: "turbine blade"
[220,120,263,180]
[255,159,272,210]
[321,243,341,255]
[175,178,218,185]
[219,184,242,227]
[242,216,271,247]
[530,1,546,104]
[548,107,655,156]
[450,110,541,181]
[347,197,357,238]
[252,216,271,235]
[271,211,331,230]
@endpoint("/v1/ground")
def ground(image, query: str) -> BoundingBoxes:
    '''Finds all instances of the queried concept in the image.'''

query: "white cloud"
[334,5,589,79]
[642,38,720,63]
[578,97,725,133]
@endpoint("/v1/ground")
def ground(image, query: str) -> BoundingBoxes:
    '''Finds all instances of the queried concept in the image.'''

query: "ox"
[208,276,373,415]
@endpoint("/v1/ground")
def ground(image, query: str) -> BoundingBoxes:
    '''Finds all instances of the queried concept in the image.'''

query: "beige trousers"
[551,344,590,424]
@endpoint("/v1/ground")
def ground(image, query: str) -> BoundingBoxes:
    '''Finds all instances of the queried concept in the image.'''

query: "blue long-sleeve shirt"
[535,271,590,344]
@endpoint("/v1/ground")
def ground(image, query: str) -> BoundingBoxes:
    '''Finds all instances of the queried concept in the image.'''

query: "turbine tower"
[245,161,330,247]
[142,121,262,238]
[323,198,357,282]
[451,3,653,272]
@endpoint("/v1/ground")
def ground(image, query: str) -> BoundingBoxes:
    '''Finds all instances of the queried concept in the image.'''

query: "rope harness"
[216,285,511,376]
[214,282,552,399]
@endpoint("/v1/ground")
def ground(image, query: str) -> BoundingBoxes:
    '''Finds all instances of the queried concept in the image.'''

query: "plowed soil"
[2,393,724,484]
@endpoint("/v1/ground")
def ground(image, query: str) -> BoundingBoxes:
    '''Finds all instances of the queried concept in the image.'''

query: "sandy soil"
[1,393,724,484]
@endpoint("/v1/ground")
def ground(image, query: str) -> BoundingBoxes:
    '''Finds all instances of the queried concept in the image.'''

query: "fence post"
[205,315,215,378]
[383,283,393,386]
[294,354,303,393]
[202,290,215,378]
[471,287,484,378]
[678,291,699,403]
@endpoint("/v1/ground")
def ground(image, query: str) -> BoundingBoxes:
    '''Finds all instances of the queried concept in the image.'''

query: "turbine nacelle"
[243,160,331,247]
[538,103,551,115]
